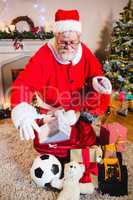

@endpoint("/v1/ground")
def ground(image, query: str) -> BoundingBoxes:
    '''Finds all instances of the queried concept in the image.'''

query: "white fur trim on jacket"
[48,38,82,65]
[53,20,82,33]
[92,76,112,94]
[11,102,39,129]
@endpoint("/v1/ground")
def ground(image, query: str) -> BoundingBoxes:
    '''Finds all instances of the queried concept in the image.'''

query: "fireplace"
[12,68,24,82]
[1,56,30,108]
[0,40,45,108]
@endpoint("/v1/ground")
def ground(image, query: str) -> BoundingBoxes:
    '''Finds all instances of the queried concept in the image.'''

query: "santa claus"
[11,9,112,193]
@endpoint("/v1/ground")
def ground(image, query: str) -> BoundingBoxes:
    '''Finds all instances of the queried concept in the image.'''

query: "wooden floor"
[106,99,133,142]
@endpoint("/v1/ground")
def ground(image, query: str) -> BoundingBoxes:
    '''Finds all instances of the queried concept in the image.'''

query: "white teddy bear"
[51,161,94,200]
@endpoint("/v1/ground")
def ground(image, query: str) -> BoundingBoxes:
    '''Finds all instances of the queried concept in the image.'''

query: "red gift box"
[70,148,98,183]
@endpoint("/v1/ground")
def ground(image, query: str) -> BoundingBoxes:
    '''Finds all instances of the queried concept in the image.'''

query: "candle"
[4,102,10,109]
[45,21,49,32]
[5,26,10,33]
[9,24,15,32]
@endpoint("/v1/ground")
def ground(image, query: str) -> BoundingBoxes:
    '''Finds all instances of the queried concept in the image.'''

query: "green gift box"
[70,147,97,163]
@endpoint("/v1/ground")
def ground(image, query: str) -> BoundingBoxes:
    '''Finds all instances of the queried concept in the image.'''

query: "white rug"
[0,120,133,200]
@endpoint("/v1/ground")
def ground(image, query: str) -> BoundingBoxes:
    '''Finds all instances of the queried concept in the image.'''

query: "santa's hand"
[92,76,112,94]
[11,102,43,140]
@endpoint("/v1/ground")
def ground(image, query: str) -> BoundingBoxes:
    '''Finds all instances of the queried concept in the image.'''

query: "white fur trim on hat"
[53,20,82,33]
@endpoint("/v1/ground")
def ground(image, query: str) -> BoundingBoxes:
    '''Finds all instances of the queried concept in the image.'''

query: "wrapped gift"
[38,109,79,144]
[102,122,127,152]
[128,100,133,111]
[70,146,102,163]
[70,148,98,185]
[39,122,71,144]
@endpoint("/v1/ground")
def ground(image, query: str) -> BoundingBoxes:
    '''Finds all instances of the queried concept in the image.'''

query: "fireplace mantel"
[0,39,47,108]
[0,39,46,65]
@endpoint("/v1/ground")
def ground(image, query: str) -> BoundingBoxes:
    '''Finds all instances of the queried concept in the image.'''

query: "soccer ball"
[30,154,62,187]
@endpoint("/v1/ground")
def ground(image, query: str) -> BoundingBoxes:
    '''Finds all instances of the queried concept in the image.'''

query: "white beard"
[60,51,76,62]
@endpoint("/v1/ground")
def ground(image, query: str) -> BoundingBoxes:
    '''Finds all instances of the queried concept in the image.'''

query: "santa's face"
[55,31,80,62]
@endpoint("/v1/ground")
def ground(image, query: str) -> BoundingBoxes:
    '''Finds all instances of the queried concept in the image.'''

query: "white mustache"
[60,52,75,61]
[59,49,74,53]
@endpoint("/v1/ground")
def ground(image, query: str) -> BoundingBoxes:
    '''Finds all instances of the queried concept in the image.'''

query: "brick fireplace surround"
[0,40,45,108]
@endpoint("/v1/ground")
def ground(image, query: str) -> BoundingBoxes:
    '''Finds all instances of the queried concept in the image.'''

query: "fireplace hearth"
[0,39,45,109]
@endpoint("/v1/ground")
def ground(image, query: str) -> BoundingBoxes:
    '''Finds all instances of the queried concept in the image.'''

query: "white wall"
[0,0,129,51]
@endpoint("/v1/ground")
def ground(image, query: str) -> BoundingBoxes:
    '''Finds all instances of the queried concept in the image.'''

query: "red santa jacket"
[11,42,109,113]
[10,42,110,156]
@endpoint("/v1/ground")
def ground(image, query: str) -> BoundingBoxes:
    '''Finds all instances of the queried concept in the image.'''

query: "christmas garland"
[0,16,54,40]
[11,16,35,32]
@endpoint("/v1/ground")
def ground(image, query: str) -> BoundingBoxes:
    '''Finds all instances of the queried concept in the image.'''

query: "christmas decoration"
[128,99,133,111]
[0,107,11,120]
[0,16,54,41]
[103,0,133,93]
[11,16,35,32]
[13,39,23,50]
[117,102,128,116]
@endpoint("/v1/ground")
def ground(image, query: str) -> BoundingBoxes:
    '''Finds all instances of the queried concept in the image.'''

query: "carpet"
[0,120,133,200]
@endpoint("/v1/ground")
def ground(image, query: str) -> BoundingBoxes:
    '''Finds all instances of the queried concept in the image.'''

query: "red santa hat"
[53,9,82,33]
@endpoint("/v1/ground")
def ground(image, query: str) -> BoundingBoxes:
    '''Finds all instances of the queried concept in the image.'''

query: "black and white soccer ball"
[30,154,62,187]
